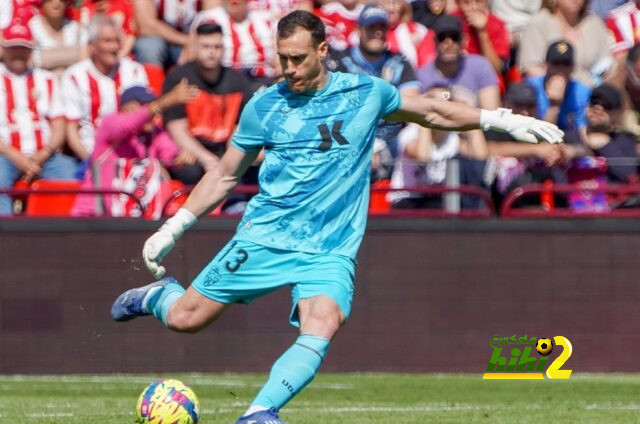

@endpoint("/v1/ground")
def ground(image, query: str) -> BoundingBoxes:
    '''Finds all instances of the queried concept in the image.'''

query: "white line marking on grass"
[203,404,489,415]
[584,403,640,411]
[25,413,75,418]
[0,375,355,390]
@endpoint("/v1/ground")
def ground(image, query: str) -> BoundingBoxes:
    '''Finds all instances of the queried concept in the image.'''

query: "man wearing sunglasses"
[416,14,500,110]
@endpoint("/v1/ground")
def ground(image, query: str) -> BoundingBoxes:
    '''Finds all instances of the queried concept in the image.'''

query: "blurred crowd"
[1,0,640,216]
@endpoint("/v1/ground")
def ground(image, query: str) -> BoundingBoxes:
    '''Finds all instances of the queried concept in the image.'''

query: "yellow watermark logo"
[482,335,573,380]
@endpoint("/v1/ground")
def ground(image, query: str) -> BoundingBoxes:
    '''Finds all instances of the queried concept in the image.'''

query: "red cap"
[2,22,34,49]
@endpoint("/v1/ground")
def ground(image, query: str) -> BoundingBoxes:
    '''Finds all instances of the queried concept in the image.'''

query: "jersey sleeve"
[373,77,401,118]
[231,99,264,152]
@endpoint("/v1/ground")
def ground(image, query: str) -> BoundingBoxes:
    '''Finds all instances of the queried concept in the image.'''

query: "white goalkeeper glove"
[142,208,197,279]
[480,108,564,144]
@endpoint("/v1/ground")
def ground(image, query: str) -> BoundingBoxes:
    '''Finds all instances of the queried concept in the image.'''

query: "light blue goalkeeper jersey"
[231,71,401,259]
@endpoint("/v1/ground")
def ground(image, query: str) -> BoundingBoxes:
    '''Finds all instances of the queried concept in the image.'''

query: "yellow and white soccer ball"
[136,378,200,424]
[536,338,553,356]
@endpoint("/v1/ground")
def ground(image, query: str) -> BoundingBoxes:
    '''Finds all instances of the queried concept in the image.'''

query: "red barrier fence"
[5,180,640,218]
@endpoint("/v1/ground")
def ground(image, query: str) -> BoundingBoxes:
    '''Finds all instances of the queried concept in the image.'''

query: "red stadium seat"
[143,64,165,97]
[24,179,82,217]
[369,179,391,213]
[160,179,188,217]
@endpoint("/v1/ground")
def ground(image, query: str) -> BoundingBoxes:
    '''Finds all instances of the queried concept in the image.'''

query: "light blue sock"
[145,282,185,327]
[250,334,330,411]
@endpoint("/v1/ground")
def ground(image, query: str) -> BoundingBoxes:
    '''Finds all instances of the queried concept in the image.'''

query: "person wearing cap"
[526,40,592,132]
[416,13,500,109]
[519,0,613,88]
[451,0,510,75]
[571,83,638,184]
[162,22,258,186]
[327,3,421,180]
[71,80,201,217]
[61,15,149,165]
[0,21,77,216]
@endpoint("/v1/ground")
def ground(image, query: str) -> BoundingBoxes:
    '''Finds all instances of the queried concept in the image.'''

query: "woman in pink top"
[72,80,199,217]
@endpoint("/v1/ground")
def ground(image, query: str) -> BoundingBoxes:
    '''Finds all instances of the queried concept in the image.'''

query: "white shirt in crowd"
[0,64,65,156]
[28,16,89,67]
[156,0,203,32]
[388,123,460,203]
[61,58,148,154]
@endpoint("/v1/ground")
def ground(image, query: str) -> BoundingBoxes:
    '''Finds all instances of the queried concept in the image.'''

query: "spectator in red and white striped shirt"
[606,1,640,55]
[381,0,435,69]
[0,22,76,215]
[133,0,218,68]
[247,0,312,21]
[191,0,276,80]
[61,15,148,162]
[318,0,364,51]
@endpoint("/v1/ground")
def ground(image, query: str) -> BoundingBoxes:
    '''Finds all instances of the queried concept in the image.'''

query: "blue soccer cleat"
[235,408,284,424]
[110,277,176,322]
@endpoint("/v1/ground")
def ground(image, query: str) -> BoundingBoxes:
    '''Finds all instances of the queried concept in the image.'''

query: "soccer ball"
[536,338,553,356]
[136,379,200,424]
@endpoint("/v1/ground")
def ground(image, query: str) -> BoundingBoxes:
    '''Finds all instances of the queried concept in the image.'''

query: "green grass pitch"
[1,373,640,423]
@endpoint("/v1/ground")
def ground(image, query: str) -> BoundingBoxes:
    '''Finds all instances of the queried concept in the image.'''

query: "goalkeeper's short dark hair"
[277,11,326,47]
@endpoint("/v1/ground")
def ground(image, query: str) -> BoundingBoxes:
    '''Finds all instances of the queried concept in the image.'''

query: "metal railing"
[500,183,640,218]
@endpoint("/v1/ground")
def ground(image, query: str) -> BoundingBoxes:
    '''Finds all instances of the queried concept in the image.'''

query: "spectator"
[381,0,436,69]
[132,0,218,68]
[417,14,500,109]
[489,0,542,43]
[485,81,567,203]
[606,1,640,56]
[0,22,76,216]
[318,0,364,50]
[623,44,640,138]
[163,22,257,185]
[519,0,613,87]
[247,0,313,21]
[411,0,448,29]
[327,4,421,179]
[190,0,277,81]
[62,15,148,164]
[452,0,510,75]
[527,41,591,132]
[66,0,136,58]
[29,0,89,73]
[389,85,489,209]
[573,83,638,183]
[0,0,39,31]
[71,82,200,218]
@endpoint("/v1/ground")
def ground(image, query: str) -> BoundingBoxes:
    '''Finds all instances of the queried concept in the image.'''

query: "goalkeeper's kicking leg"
[111,277,228,331]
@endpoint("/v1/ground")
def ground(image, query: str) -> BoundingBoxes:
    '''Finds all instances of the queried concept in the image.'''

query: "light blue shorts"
[191,238,356,327]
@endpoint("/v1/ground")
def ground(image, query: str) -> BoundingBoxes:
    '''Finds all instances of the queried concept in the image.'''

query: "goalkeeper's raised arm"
[386,93,565,145]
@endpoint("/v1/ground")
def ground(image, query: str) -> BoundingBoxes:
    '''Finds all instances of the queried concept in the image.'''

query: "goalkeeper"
[111,10,563,424]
